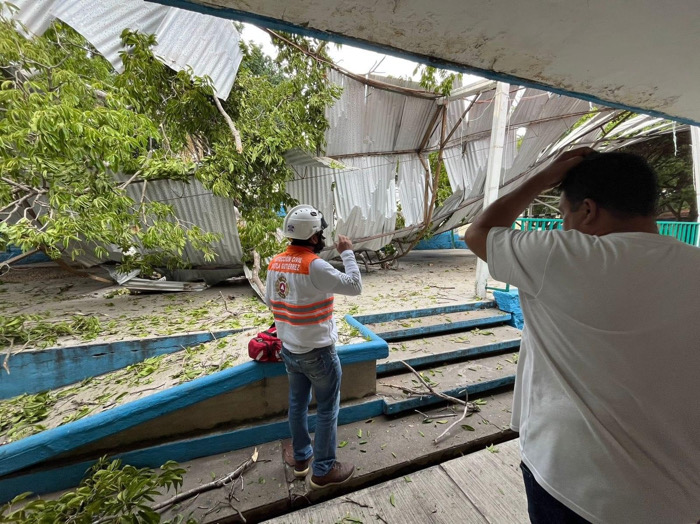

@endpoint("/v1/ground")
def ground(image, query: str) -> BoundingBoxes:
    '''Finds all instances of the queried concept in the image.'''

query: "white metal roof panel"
[152,7,242,99]
[161,0,700,126]
[396,153,428,227]
[123,177,244,266]
[3,0,56,36]
[10,0,242,99]
[333,156,397,253]
[51,0,168,73]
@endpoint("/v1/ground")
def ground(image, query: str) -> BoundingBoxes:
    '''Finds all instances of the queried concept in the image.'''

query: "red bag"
[248,325,283,362]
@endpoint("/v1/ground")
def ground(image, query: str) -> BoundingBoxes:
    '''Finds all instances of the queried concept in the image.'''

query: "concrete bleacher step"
[156,389,517,523]
[4,300,521,507]
[377,352,519,415]
[377,324,521,375]
[364,307,513,341]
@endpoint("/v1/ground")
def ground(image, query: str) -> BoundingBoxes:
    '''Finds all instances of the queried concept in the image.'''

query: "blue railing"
[514,218,699,246]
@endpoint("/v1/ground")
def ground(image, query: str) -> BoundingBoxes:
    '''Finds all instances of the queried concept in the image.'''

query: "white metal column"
[474,81,510,297]
[690,126,700,246]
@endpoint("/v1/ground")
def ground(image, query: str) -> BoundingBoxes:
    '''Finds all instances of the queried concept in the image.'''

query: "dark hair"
[290,238,314,247]
[559,152,659,217]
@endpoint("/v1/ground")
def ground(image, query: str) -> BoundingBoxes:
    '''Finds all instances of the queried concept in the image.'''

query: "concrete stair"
[0,301,521,504]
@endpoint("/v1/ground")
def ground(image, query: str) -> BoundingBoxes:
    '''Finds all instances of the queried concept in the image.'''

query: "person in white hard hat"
[265,204,362,489]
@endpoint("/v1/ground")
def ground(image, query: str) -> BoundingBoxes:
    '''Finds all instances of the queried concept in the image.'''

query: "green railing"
[656,221,700,245]
[514,218,699,246]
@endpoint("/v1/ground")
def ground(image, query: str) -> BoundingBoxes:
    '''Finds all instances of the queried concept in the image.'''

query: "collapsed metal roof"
[3,3,682,277]
[146,0,700,128]
[284,72,681,259]
[7,0,242,99]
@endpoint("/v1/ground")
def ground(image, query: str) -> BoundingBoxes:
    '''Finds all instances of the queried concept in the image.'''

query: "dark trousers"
[521,462,592,524]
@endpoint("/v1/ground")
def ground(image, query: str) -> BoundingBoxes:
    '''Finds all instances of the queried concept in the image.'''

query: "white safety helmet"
[283,205,328,240]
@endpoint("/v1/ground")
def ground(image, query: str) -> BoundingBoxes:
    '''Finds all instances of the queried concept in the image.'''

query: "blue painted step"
[378,353,518,415]
[351,301,512,342]
[0,329,247,399]
[0,396,386,502]
[0,301,521,503]
[377,336,521,375]
[373,313,512,341]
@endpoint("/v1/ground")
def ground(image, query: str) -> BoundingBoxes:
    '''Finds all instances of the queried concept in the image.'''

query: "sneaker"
[294,457,312,478]
[309,461,355,489]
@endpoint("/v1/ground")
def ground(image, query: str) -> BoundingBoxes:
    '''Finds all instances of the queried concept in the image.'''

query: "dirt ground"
[0,249,505,444]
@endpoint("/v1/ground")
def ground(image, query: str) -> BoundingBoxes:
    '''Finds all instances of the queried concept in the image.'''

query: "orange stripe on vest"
[268,246,319,275]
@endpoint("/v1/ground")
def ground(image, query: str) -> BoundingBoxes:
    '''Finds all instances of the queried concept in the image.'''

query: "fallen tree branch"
[396,360,481,445]
[342,497,373,509]
[434,398,471,444]
[0,248,39,267]
[52,258,112,284]
[399,360,473,407]
[152,448,258,513]
[380,383,433,397]
[213,95,243,153]
[219,291,236,317]
[250,250,266,299]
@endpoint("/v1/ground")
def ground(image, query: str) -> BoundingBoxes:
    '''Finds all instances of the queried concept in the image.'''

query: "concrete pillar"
[475,82,510,297]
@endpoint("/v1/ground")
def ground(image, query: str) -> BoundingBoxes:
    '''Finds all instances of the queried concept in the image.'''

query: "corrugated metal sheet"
[283,149,353,170]
[10,0,241,100]
[396,153,428,227]
[56,176,244,270]
[122,177,244,266]
[325,70,436,156]
[333,156,397,253]
[503,91,591,184]
[3,0,56,36]
[51,0,168,71]
[151,7,242,100]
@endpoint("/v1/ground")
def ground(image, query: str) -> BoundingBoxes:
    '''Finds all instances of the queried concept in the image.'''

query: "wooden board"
[264,465,489,524]
[441,439,528,524]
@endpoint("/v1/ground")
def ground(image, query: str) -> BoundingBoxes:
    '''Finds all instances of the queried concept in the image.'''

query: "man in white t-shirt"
[464,149,700,524]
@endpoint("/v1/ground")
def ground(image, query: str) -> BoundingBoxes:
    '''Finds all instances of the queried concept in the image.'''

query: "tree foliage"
[413,64,462,96]
[0,10,341,272]
[618,131,697,221]
[0,457,193,523]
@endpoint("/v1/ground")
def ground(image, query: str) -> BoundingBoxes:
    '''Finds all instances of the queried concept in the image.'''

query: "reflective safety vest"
[267,245,336,352]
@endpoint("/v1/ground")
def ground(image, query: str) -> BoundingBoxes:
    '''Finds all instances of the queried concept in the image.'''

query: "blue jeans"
[281,344,342,477]
[521,462,591,524]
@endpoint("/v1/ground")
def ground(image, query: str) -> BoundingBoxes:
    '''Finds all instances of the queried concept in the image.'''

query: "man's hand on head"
[533,147,595,190]
[464,147,596,262]
[336,235,353,253]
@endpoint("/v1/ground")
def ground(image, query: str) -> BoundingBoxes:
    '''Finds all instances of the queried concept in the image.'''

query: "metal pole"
[475,82,510,297]
[690,126,700,246]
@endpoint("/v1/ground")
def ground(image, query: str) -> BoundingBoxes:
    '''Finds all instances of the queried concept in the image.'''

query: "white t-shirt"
[487,227,700,524]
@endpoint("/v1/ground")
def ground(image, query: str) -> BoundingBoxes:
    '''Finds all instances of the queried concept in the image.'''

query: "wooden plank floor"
[263,439,527,524]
